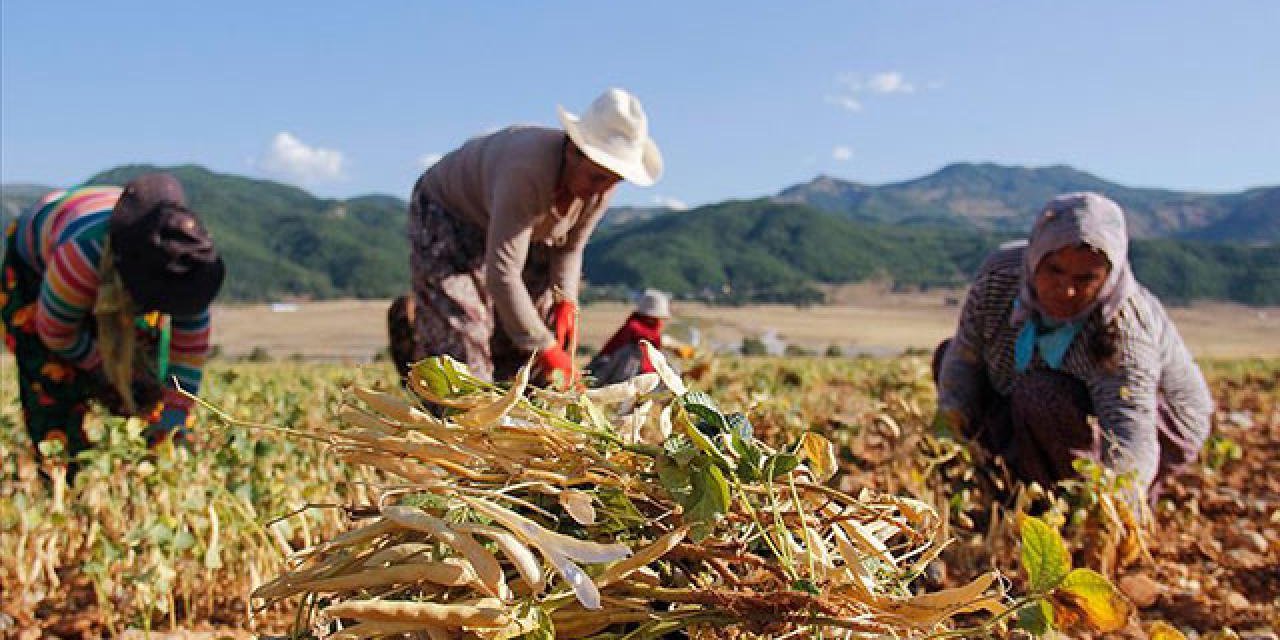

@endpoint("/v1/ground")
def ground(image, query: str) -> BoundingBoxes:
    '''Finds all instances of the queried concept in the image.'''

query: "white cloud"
[828,71,930,112]
[824,94,863,112]
[653,195,689,211]
[866,71,915,94]
[418,153,443,170]
[832,145,854,161]
[257,132,345,183]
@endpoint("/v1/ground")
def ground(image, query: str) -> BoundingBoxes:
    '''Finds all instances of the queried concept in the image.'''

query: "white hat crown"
[558,88,663,186]
[635,288,671,318]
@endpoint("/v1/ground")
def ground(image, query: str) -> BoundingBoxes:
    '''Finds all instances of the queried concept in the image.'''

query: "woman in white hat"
[390,88,662,387]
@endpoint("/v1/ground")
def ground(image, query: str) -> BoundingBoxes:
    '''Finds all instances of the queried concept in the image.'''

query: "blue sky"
[3,2,1277,208]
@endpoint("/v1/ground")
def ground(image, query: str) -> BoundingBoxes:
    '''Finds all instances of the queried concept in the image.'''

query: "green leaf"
[662,433,697,466]
[595,486,649,536]
[678,405,735,475]
[685,462,731,528]
[682,390,727,434]
[413,357,453,397]
[400,492,451,512]
[1020,514,1071,593]
[1052,568,1132,633]
[1072,457,1104,484]
[764,453,800,479]
[732,433,763,482]
[656,455,693,503]
[1017,600,1055,636]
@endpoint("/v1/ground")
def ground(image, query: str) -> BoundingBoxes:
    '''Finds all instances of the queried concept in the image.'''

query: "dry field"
[210,296,1279,361]
[4,355,1277,636]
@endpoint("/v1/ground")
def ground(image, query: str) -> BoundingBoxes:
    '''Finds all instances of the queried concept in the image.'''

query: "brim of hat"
[558,106,663,187]
[637,302,671,318]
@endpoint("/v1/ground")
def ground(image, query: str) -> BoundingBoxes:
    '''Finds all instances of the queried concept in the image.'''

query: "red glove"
[549,300,578,351]
[536,344,576,389]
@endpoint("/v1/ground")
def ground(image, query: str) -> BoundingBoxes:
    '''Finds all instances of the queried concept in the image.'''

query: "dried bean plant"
[255,344,1012,639]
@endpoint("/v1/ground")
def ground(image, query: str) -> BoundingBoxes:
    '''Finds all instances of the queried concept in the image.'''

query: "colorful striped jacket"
[937,246,1214,490]
[14,186,211,413]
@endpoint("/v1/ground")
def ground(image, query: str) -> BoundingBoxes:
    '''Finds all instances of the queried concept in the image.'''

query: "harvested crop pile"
[257,345,1011,638]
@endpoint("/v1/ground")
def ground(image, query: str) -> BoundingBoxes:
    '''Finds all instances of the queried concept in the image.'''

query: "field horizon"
[209,291,1280,362]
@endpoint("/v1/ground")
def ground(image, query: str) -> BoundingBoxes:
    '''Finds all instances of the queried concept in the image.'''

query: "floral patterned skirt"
[2,222,96,459]
[2,222,167,463]
[402,194,553,382]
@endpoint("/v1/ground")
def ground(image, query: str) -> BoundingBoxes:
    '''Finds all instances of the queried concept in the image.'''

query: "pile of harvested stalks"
[256,344,1007,638]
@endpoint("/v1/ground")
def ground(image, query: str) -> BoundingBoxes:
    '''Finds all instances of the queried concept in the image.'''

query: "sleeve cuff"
[521,330,557,352]
[162,387,195,411]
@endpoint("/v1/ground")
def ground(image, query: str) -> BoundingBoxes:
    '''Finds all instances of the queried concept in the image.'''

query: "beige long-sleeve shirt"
[417,126,611,350]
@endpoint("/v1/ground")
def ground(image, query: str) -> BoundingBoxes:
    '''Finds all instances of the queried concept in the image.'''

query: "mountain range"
[1,162,1275,305]
[775,163,1278,243]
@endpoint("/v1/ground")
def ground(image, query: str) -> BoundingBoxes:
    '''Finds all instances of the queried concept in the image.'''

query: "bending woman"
[392,88,661,387]
[934,192,1212,504]
[2,173,224,472]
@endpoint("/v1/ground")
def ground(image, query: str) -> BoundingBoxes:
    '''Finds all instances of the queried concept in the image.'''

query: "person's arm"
[486,177,557,352]
[1147,296,1214,470]
[35,236,103,370]
[1087,325,1161,496]
[154,309,211,429]
[935,265,994,436]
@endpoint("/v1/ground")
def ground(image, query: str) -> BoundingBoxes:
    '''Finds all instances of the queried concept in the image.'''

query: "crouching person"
[1,173,224,476]
[587,289,671,385]
[933,192,1212,507]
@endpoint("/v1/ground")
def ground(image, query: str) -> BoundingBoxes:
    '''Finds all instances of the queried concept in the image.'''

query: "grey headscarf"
[1013,192,1137,325]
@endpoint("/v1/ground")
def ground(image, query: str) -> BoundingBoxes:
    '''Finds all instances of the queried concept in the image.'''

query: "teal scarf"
[1014,300,1082,372]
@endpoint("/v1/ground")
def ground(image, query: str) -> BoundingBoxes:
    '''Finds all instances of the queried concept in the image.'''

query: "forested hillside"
[3,164,1275,304]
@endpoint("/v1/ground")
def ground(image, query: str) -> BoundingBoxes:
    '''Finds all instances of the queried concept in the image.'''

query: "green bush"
[741,337,768,356]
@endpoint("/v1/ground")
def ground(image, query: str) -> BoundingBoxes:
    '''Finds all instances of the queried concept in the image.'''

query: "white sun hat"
[557,88,663,187]
[635,289,672,318]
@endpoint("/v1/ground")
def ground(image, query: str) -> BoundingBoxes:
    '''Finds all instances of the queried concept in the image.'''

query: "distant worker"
[587,289,672,385]
[932,192,1212,506]
[1,173,225,475]
[388,88,662,387]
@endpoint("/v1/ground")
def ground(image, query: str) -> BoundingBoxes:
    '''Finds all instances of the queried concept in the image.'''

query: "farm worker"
[389,88,662,387]
[932,192,1212,506]
[1,173,225,473]
[587,289,671,385]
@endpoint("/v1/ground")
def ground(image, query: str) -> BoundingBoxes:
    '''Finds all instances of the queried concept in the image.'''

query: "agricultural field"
[2,351,1277,638]
[209,298,1280,361]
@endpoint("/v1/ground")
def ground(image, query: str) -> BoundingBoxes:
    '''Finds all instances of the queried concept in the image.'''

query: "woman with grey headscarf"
[933,192,1212,505]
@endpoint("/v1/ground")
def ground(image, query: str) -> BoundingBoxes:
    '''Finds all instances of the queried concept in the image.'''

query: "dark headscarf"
[109,173,225,315]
